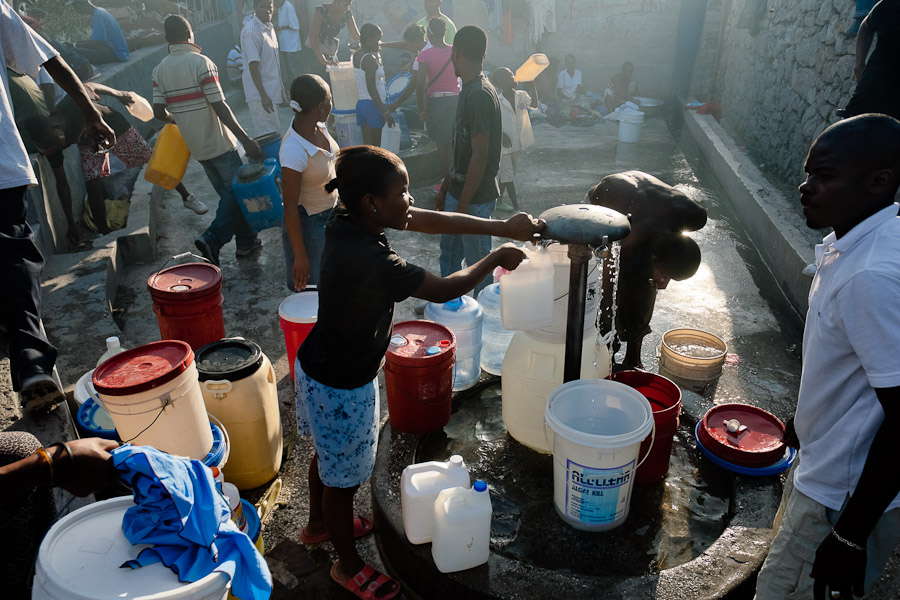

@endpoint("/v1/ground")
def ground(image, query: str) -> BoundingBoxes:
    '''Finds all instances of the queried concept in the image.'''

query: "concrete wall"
[325,0,690,98]
[691,0,857,182]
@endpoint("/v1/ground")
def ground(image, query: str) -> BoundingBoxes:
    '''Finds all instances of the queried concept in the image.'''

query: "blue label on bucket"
[564,458,635,524]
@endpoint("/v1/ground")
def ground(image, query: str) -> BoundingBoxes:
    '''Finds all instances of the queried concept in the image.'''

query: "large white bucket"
[544,379,653,531]
[326,61,358,111]
[617,109,645,143]
[32,496,230,600]
[94,341,213,460]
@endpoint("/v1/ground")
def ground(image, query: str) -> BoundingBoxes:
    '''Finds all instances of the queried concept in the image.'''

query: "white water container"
[97,336,125,367]
[431,481,492,573]
[477,283,513,375]
[331,109,363,148]
[32,496,230,600]
[381,119,401,154]
[401,455,470,544]
[425,296,484,391]
[502,329,610,453]
[326,61,358,111]
[529,243,600,343]
[499,247,554,330]
[618,108,645,143]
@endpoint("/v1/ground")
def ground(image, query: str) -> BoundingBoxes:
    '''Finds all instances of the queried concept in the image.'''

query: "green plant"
[25,0,91,44]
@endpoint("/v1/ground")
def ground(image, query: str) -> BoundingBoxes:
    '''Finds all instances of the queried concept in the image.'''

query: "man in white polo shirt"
[152,15,264,266]
[755,114,900,599]
[242,0,286,137]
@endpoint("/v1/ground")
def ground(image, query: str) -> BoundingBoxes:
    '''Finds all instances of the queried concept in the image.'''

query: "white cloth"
[498,89,533,155]
[277,1,302,53]
[0,1,57,189]
[793,203,900,513]
[241,15,286,105]
[354,52,386,102]
[279,122,338,215]
[247,99,283,137]
[556,68,582,99]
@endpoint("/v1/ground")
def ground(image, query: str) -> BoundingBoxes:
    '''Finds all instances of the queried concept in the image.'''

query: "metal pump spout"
[537,205,631,382]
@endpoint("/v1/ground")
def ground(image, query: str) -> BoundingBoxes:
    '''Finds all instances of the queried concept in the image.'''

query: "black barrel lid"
[196,337,263,381]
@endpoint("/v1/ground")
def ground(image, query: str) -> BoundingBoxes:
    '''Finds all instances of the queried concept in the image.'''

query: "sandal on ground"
[300,515,373,544]
[330,563,400,600]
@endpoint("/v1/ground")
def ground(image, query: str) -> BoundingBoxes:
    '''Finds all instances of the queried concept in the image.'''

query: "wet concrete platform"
[371,379,782,600]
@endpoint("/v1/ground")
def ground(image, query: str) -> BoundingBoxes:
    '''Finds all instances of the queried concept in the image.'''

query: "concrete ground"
[2,100,898,598]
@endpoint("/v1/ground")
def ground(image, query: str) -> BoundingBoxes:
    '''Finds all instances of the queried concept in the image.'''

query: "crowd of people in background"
[2,0,900,598]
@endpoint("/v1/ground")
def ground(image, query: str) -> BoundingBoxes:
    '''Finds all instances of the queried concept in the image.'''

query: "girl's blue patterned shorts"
[295,359,380,488]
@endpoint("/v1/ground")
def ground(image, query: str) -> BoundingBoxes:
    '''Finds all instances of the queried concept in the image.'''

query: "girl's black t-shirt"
[298,213,426,389]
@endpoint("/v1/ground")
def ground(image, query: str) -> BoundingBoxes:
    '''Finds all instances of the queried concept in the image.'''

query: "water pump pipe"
[538,205,631,382]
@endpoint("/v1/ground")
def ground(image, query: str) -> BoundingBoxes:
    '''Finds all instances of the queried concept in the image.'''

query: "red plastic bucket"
[610,370,682,485]
[279,290,318,380]
[384,321,456,434]
[148,263,224,350]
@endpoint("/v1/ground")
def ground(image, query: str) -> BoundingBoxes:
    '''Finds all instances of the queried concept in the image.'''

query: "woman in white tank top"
[352,23,396,146]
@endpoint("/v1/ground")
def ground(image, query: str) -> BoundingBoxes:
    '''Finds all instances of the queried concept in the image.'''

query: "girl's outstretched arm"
[413,244,525,303]
[407,207,544,241]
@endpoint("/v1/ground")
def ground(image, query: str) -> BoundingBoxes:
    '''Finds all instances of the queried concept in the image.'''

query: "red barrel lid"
[386,320,456,367]
[147,263,222,300]
[93,340,194,396]
[699,403,784,467]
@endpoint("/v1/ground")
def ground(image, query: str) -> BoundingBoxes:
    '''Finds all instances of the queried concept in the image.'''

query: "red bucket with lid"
[148,262,225,350]
[610,370,682,485]
[384,321,456,434]
[698,403,785,468]
[93,340,213,459]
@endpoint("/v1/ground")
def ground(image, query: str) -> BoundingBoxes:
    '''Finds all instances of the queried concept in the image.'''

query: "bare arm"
[413,245,525,302]
[248,61,273,112]
[854,16,876,80]
[42,55,115,149]
[282,167,311,290]
[347,13,360,41]
[455,132,488,213]
[86,82,132,105]
[39,83,57,111]
[407,208,544,240]
[416,62,429,119]
[210,100,263,160]
[152,103,176,123]
[0,438,118,496]
[308,10,329,65]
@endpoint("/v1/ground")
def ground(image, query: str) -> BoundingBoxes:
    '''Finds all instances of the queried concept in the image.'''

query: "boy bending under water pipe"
[587,170,707,370]
[294,145,543,598]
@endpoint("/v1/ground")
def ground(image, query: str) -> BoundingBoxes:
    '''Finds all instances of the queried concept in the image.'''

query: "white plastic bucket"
[544,379,653,531]
[74,368,98,407]
[94,341,213,460]
[617,109,645,143]
[32,496,230,600]
[332,110,363,148]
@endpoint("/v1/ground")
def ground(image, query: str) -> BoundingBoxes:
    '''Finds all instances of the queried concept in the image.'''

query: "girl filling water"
[353,23,397,146]
[295,145,543,598]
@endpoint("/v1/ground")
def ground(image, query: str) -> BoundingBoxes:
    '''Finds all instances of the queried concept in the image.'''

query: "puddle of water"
[415,384,731,577]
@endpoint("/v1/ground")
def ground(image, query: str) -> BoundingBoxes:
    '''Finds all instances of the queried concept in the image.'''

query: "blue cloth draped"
[112,445,272,600]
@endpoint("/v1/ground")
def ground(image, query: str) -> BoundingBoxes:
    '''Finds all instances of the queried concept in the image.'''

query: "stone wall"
[692,0,858,182]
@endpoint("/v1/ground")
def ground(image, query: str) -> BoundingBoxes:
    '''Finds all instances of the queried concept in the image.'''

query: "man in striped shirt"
[241,0,286,137]
[152,15,264,266]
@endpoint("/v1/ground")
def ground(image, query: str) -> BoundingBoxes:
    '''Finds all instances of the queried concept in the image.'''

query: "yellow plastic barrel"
[144,124,191,190]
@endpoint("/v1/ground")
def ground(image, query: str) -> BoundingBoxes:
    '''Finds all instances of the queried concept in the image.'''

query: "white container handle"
[203,379,233,399]
[635,419,656,471]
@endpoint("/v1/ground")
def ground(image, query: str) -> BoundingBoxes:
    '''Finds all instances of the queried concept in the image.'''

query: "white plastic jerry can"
[381,117,401,154]
[499,246,554,330]
[401,455,470,544]
[431,481,492,573]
